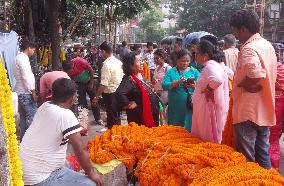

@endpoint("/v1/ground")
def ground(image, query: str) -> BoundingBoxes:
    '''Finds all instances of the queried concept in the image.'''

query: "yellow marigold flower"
[87,124,284,185]
[0,63,24,186]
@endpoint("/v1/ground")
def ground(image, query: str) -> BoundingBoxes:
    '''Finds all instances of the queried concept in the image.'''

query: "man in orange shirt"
[230,9,277,169]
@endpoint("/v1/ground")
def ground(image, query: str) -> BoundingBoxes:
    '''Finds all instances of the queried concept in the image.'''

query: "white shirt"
[220,62,234,81]
[13,52,35,94]
[143,51,156,70]
[101,55,124,93]
[20,102,82,185]
[223,47,239,72]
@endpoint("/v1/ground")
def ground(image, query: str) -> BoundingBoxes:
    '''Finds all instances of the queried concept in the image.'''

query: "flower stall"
[87,123,284,186]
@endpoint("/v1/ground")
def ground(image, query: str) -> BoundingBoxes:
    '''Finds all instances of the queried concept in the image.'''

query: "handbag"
[177,68,193,110]
[184,87,193,110]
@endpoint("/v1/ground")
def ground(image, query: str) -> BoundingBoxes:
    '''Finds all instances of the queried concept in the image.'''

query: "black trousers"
[102,93,121,128]
[76,82,101,121]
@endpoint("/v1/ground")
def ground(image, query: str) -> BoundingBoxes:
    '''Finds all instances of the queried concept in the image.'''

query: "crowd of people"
[11,9,282,186]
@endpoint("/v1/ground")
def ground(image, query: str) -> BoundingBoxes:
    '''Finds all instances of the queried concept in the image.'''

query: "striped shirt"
[20,102,82,185]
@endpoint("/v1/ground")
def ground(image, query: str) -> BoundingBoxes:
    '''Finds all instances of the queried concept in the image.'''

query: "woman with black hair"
[191,40,229,144]
[115,52,159,127]
[153,49,171,104]
[162,49,200,131]
[188,38,204,72]
[188,36,217,73]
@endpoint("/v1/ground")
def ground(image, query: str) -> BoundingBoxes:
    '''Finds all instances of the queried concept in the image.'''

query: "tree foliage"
[60,0,95,39]
[138,8,167,42]
[79,0,160,20]
[169,0,246,37]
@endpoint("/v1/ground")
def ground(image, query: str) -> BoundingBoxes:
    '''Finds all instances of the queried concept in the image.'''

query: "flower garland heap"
[191,162,284,186]
[87,123,284,185]
[0,63,24,186]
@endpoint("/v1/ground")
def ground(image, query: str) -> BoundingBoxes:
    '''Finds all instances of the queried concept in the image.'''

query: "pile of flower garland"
[0,63,24,186]
[191,162,284,185]
[221,97,234,147]
[141,62,150,81]
[87,123,284,185]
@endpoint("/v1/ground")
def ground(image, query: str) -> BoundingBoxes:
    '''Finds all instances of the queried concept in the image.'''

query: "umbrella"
[161,37,171,45]
[161,36,183,45]
[184,31,217,46]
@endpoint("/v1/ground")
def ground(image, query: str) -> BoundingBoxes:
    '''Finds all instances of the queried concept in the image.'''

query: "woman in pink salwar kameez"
[192,40,230,144]
[269,45,283,170]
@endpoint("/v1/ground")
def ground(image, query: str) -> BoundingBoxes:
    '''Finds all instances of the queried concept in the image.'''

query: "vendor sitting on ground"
[19,78,103,186]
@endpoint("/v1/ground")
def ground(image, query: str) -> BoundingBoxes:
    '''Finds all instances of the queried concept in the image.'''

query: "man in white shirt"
[143,42,156,80]
[92,42,124,128]
[223,34,239,72]
[13,40,38,140]
[20,78,103,186]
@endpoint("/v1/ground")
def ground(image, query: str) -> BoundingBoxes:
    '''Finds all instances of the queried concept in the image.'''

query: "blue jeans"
[18,94,37,140]
[234,121,271,169]
[34,167,96,186]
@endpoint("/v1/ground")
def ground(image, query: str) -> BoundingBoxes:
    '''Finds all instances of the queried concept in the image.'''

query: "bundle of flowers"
[87,123,284,185]
[191,162,284,185]
[0,63,24,186]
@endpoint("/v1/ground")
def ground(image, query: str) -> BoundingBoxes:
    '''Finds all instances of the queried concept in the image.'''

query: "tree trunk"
[114,20,117,48]
[60,0,67,15]
[104,8,107,41]
[24,0,36,42]
[62,7,85,42]
[99,8,102,44]
[108,5,113,45]
[92,5,97,46]
[47,0,60,70]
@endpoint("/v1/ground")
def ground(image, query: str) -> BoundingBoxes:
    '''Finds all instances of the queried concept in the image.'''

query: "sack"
[186,94,193,110]
[73,70,90,84]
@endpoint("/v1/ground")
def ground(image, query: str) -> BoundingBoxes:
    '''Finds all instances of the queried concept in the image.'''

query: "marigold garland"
[221,79,234,148]
[191,162,284,186]
[141,62,151,81]
[88,123,284,185]
[0,63,24,186]
[221,95,234,147]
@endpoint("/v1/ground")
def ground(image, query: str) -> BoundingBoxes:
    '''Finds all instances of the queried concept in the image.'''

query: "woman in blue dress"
[162,49,200,131]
